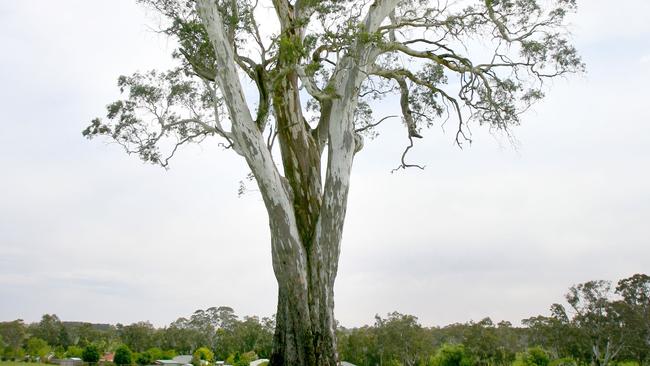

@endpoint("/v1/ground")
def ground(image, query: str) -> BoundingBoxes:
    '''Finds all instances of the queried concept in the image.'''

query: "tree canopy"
[84,0,584,169]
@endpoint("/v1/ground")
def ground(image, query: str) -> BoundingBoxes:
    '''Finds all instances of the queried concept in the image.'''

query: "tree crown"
[84,0,583,171]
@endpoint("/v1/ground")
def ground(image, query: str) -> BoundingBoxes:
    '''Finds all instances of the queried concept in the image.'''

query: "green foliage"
[53,346,66,359]
[430,344,474,366]
[616,362,640,366]
[87,0,585,174]
[193,347,214,363]
[3,272,649,366]
[375,312,430,366]
[145,348,163,362]
[33,314,67,348]
[225,351,256,366]
[82,344,101,363]
[134,351,152,366]
[548,358,578,366]
[7,348,25,361]
[337,326,379,366]
[114,345,133,366]
[119,322,156,353]
[65,345,83,358]
[83,68,212,168]
[384,360,404,366]
[25,338,50,361]
[0,320,27,353]
[513,347,550,366]
[190,353,201,366]
[212,314,273,360]
[160,350,177,360]
[278,35,306,64]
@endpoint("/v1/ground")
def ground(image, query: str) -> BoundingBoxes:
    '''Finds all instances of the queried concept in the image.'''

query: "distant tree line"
[1,274,647,366]
[337,274,649,366]
[0,306,273,365]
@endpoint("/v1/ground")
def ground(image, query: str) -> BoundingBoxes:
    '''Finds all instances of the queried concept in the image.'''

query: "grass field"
[0,362,49,366]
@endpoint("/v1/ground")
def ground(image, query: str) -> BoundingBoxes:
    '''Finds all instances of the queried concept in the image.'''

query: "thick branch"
[316,0,401,286]
[196,0,294,217]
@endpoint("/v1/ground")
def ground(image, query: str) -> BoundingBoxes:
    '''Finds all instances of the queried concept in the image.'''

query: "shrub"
[513,347,550,366]
[193,347,214,362]
[82,344,101,363]
[114,345,133,365]
[549,357,578,366]
[67,345,84,358]
[617,362,640,366]
[430,344,474,366]
[135,351,153,366]
[161,350,177,360]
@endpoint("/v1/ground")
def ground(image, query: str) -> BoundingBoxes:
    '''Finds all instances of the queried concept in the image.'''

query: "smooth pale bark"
[197,1,399,365]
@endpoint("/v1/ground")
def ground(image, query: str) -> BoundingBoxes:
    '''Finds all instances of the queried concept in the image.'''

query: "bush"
[114,345,133,365]
[617,362,640,366]
[146,348,163,362]
[226,352,257,366]
[430,344,474,366]
[193,347,214,362]
[513,347,550,366]
[67,345,84,358]
[385,360,404,366]
[82,344,101,363]
[135,351,153,366]
[161,350,177,360]
[549,357,578,366]
[2,347,26,361]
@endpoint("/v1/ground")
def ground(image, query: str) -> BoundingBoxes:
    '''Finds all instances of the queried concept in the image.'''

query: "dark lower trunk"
[269,247,338,366]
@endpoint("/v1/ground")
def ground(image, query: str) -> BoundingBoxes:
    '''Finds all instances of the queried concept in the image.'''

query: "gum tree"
[83,0,583,364]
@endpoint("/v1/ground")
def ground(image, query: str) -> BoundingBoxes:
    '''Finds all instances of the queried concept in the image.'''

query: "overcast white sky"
[0,0,649,328]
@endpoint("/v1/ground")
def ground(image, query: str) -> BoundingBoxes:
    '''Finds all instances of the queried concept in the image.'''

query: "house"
[155,355,193,366]
[59,357,83,366]
[173,355,193,365]
[156,361,181,366]
[155,360,189,366]
[101,353,115,363]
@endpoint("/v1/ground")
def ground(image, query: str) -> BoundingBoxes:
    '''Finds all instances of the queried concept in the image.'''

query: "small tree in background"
[430,344,474,366]
[82,344,100,364]
[194,347,214,362]
[146,348,163,362]
[226,351,257,366]
[513,347,551,366]
[616,274,650,363]
[26,337,51,362]
[114,345,133,366]
[192,347,214,366]
[161,350,177,360]
[135,351,153,366]
[66,345,84,358]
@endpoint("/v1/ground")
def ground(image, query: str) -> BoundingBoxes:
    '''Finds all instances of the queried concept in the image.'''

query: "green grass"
[0,361,63,366]
[0,362,49,366]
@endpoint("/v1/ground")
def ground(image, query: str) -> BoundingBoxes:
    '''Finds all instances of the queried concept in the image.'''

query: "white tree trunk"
[196,1,400,365]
